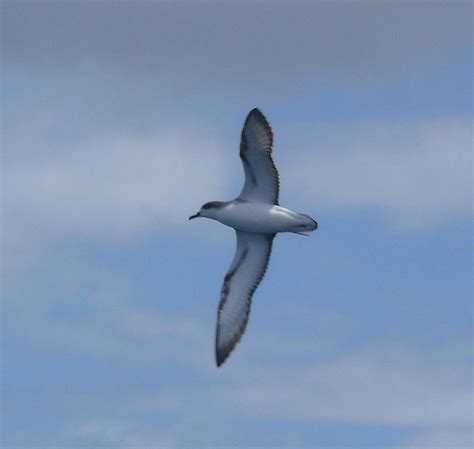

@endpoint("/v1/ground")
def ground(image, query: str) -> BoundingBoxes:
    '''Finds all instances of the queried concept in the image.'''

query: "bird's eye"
[202,202,214,210]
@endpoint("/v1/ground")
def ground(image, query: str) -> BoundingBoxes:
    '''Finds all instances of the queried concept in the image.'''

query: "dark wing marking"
[238,108,280,205]
[215,231,275,366]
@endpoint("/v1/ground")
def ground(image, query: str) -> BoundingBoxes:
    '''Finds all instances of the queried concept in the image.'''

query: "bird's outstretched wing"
[216,230,275,366]
[238,108,280,205]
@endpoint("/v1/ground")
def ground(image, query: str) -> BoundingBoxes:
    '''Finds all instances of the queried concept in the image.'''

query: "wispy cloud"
[226,344,471,428]
[6,267,211,367]
[4,116,470,259]
[3,129,234,238]
[282,117,471,230]
[3,236,470,448]
[10,271,469,446]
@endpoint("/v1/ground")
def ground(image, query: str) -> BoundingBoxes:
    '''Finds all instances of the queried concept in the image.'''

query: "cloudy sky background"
[2,1,472,448]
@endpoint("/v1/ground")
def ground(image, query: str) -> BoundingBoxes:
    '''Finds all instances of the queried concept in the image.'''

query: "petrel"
[189,108,318,366]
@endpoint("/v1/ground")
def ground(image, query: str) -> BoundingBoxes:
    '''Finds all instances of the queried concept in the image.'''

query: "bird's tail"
[290,213,318,235]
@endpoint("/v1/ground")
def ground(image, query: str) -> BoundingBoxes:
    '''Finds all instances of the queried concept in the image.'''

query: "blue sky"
[1,1,472,448]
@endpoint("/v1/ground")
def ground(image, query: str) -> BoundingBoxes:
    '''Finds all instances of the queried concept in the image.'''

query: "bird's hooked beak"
[189,212,200,220]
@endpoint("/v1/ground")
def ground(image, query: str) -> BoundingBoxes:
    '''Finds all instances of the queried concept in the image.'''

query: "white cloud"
[3,128,234,238]
[8,273,211,367]
[4,116,470,259]
[9,254,470,431]
[226,346,471,427]
[122,336,471,447]
[281,117,472,230]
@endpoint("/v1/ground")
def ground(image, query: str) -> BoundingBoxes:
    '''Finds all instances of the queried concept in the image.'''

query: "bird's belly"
[217,203,303,233]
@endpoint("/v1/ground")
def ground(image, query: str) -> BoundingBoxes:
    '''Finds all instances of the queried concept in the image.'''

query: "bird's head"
[189,201,225,221]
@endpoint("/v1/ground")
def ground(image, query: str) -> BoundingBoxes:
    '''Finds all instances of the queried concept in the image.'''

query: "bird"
[189,108,318,367]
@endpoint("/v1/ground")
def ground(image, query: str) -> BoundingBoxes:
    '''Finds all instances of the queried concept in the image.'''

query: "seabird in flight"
[189,108,318,366]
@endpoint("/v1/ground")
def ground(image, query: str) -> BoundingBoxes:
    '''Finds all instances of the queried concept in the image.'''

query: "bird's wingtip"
[215,350,227,367]
[248,107,264,118]
[245,108,271,131]
[215,340,236,367]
